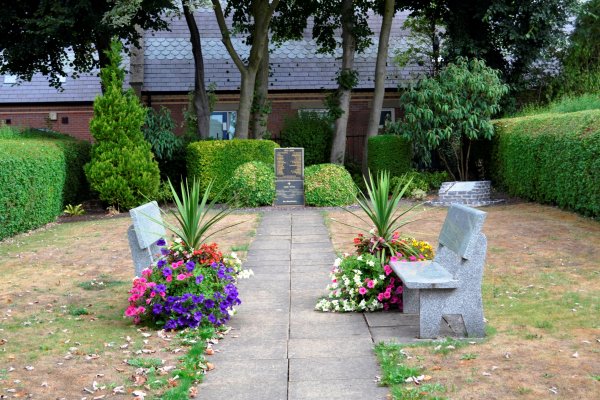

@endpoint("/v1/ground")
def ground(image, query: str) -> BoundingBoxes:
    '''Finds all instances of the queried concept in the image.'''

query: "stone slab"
[230,309,289,326]
[211,338,288,360]
[389,260,459,289]
[290,273,330,291]
[289,322,371,339]
[290,310,365,324]
[249,240,291,251]
[290,250,336,262]
[291,242,334,250]
[289,356,381,381]
[364,312,419,327]
[226,324,290,341]
[288,379,388,400]
[291,262,333,273]
[292,234,331,244]
[202,358,288,384]
[198,381,288,400]
[129,201,165,248]
[288,337,374,359]
[292,226,329,236]
[438,203,486,258]
[245,251,291,262]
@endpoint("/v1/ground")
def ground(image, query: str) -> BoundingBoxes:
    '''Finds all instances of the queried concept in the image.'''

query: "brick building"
[0,8,424,163]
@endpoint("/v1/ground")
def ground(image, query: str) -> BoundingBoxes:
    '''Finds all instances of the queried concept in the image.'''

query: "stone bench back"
[127,201,166,277]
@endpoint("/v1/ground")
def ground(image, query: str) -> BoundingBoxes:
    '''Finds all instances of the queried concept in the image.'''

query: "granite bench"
[127,201,166,277]
[390,204,488,338]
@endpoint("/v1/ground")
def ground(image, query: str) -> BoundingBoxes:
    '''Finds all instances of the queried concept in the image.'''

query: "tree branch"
[211,0,246,73]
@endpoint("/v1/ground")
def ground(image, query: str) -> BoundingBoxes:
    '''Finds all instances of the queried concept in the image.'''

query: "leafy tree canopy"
[0,0,174,88]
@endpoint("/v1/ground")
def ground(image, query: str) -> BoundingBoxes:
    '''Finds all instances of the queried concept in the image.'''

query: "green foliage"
[392,58,509,180]
[158,178,236,251]
[230,161,275,207]
[516,94,600,117]
[63,204,85,216]
[186,139,279,200]
[557,0,600,95]
[491,110,600,218]
[390,170,450,198]
[304,164,357,207]
[280,111,333,166]
[367,135,412,178]
[85,40,160,210]
[143,107,186,184]
[0,140,64,240]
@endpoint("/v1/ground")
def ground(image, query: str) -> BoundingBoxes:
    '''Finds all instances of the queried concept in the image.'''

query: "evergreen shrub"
[230,162,275,207]
[0,140,64,240]
[187,139,279,200]
[492,110,600,217]
[85,40,160,210]
[304,164,357,207]
[367,135,411,178]
[280,111,333,166]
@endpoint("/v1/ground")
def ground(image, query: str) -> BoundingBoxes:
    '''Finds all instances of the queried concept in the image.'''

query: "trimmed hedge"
[491,110,600,217]
[304,164,357,207]
[231,161,275,207]
[367,135,411,177]
[280,111,333,166]
[0,140,65,240]
[187,139,279,200]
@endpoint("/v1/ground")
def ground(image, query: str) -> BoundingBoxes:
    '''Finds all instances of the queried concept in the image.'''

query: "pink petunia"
[367,280,375,289]
[377,293,384,302]
[358,287,367,295]
[384,265,393,276]
[166,276,172,282]
[177,274,186,281]
[409,255,417,261]
[383,291,391,299]
[390,256,398,263]
[125,306,138,317]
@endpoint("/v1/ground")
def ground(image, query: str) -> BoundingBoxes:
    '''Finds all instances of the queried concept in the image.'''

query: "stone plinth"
[428,180,503,207]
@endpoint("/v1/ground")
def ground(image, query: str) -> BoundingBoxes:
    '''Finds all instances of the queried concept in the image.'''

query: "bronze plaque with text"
[274,148,304,206]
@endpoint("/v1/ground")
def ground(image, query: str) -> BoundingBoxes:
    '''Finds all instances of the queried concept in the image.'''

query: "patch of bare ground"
[0,212,258,398]
[328,202,600,399]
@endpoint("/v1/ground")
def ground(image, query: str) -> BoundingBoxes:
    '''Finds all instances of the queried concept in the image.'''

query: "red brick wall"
[0,104,94,141]
[1,91,402,163]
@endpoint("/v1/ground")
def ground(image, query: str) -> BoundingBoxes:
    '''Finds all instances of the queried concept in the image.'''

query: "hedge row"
[187,139,279,199]
[367,135,411,177]
[491,110,600,217]
[0,130,91,240]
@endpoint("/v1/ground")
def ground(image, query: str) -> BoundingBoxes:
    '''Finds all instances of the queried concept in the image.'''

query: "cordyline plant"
[157,177,241,250]
[336,170,422,262]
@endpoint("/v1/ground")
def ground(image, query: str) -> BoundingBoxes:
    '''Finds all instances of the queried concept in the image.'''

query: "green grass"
[459,353,477,360]
[78,275,128,291]
[591,375,600,382]
[516,93,600,117]
[127,357,164,369]
[230,243,249,252]
[67,305,89,316]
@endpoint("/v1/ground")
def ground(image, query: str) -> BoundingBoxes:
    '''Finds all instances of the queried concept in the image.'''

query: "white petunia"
[367,260,375,267]
[333,258,342,267]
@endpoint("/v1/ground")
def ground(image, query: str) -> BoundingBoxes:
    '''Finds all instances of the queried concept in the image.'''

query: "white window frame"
[379,108,395,128]
[209,111,237,140]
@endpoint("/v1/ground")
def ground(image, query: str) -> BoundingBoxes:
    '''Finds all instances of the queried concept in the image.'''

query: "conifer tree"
[85,39,160,210]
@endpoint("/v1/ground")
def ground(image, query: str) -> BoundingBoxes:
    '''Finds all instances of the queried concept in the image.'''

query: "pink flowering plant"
[317,171,434,312]
[125,178,253,330]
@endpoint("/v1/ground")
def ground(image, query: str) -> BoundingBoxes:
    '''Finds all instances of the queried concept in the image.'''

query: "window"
[298,108,328,117]
[3,75,17,84]
[209,111,236,140]
[379,108,395,128]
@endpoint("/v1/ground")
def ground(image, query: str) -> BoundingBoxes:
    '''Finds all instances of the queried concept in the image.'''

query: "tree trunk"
[250,41,270,139]
[362,0,395,174]
[183,2,210,139]
[330,0,356,165]
[211,0,279,139]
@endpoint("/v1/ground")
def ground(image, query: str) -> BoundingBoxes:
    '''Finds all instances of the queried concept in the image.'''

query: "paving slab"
[199,381,288,400]
[365,311,420,327]
[204,359,288,384]
[289,356,381,381]
[288,379,388,400]
[290,262,332,273]
[210,338,288,360]
[292,234,331,244]
[290,322,371,339]
[288,337,374,359]
[249,241,291,251]
[227,324,290,341]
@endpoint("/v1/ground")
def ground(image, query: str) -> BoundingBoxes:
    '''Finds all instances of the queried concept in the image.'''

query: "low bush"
[187,139,279,200]
[491,110,600,217]
[0,140,64,240]
[367,135,411,177]
[304,164,357,207]
[230,161,275,207]
[390,170,450,198]
[279,111,333,166]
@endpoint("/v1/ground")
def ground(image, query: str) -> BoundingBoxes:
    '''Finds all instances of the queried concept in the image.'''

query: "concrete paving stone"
[369,326,420,344]
[242,259,290,268]
[291,214,323,223]
[238,279,291,291]
[256,226,292,235]
[289,321,372,339]
[289,356,381,381]
[290,250,336,262]
[292,234,331,243]
[231,308,289,325]
[239,296,290,310]
[202,358,288,384]
[197,381,288,400]
[292,226,329,236]
[364,311,420,327]
[288,337,374,359]
[288,379,388,400]
[291,242,334,250]
[290,262,332,273]
[226,323,290,341]
[211,338,288,360]
[245,251,291,262]
[290,273,330,291]
[249,240,291,251]
[290,309,366,324]
[240,271,290,281]
[256,232,292,238]
[237,288,290,299]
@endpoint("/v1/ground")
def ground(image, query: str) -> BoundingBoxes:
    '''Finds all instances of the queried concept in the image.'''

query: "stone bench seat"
[391,261,459,289]
[390,203,488,339]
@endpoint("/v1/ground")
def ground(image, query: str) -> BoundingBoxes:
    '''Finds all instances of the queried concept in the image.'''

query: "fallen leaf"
[167,377,179,388]
[430,366,442,371]
[132,375,147,386]
[206,362,215,371]
[482,372,492,376]
[41,382,49,387]
[188,386,198,397]
[141,333,152,338]
[572,352,579,358]
[549,387,558,394]
[112,386,125,394]
[24,366,34,371]
[205,348,215,356]
[132,390,146,398]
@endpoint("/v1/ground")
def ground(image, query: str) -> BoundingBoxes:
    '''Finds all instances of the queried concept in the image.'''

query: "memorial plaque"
[275,148,304,180]
[274,148,304,206]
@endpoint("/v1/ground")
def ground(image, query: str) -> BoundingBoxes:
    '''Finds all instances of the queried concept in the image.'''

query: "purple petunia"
[195,274,204,285]
[156,238,166,247]
[185,261,195,272]
[162,267,172,277]
[157,259,166,268]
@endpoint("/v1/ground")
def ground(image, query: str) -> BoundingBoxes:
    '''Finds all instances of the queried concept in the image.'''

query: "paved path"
[197,209,457,399]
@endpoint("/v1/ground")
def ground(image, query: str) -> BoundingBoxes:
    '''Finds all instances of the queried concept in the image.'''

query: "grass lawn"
[0,212,258,398]
[327,202,600,399]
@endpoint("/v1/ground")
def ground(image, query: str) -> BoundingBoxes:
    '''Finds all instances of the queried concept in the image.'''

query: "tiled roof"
[1,8,426,103]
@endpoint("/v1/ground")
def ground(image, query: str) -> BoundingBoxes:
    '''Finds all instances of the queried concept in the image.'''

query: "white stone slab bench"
[127,201,166,277]
[390,204,487,338]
